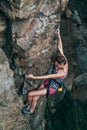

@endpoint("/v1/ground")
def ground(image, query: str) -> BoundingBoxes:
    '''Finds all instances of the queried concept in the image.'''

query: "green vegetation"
[45,90,87,130]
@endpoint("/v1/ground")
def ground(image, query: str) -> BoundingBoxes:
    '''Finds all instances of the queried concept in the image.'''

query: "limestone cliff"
[0,0,68,130]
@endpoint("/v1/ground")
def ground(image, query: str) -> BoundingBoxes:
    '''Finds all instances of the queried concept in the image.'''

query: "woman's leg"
[27,84,47,112]
[26,84,45,104]
[30,95,40,113]
[29,87,46,96]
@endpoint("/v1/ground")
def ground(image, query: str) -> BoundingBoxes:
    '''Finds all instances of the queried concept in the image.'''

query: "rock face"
[0,0,69,19]
[0,48,17,130]
[0,0,68,130]
[0,11,6,47]
[67,0,87,101]
[70,9,87,87]
[0,0,87,129]
[0,48,14,92]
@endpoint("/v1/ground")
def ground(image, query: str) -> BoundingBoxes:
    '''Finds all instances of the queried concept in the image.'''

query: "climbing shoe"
[22,105,33,115]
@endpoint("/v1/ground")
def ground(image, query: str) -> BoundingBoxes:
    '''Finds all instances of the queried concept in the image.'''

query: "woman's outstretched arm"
[26,70,65,80]
[57,29,64,56]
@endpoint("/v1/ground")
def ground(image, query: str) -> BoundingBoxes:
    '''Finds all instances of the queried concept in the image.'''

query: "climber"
[22,29,68,115]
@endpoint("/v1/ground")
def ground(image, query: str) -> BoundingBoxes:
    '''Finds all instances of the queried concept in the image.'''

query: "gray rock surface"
[0,48,14,92]
[74,73,87,87]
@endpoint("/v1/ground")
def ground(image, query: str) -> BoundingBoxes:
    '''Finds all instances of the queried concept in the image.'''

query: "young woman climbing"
[22,29,68,115]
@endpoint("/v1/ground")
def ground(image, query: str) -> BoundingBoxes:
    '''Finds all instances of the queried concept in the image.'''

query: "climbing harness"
[45,64,66,98]
[53,79,65,92]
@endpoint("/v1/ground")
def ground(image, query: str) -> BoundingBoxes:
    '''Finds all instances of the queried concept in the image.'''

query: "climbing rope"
[67,18,79,130]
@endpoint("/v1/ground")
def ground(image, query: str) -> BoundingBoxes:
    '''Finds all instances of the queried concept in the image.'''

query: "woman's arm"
[57,29,64,56]
[26,70,65,80]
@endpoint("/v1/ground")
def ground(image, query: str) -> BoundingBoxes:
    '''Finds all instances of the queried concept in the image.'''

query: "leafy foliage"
[45,90,87,130]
